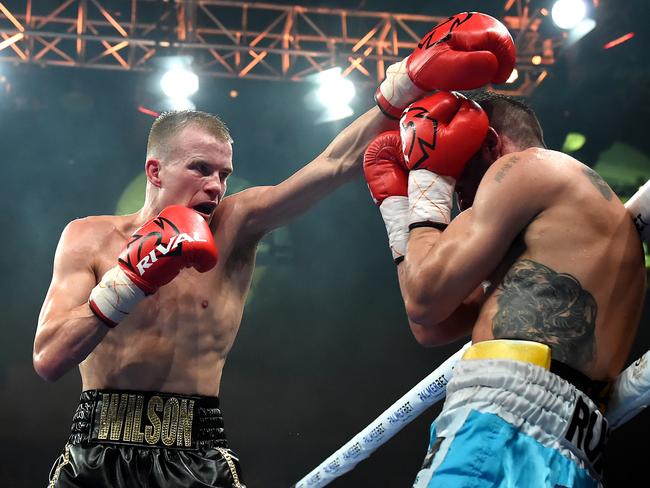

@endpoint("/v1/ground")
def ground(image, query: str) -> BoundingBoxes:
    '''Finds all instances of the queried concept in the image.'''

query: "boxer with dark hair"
[364,89,645,486]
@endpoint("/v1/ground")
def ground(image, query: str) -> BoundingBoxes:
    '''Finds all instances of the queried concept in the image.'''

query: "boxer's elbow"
[33,354,62,382]
[405,303,449,345]
[404,292,475,347]
[401,266,452,325]
[403,290,449,327]
[407,315,459,347]
[409,321,445,346]
[33,343,66,382]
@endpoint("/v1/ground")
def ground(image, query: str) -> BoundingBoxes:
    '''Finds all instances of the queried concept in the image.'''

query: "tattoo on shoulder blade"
[492,259,596,369]
[582,167,612,201]
[494,156,520,183]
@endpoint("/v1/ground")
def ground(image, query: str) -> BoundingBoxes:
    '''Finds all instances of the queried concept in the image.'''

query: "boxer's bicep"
[237,107,396,237]
[35,222,111,381]
[237,156,349,237]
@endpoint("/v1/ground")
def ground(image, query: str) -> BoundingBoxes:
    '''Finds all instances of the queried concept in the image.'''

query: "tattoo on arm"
[494,156,520,183]
[582,167,612,201]
[492,259,596,370]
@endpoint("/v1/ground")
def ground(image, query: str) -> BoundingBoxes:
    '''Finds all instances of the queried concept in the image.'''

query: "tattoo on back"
[582,167,612,201]
[494,156,520,183]
[492,259,596,369]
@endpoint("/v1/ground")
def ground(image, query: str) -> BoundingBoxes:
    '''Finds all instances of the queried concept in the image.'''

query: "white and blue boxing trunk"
[413,357,607,488]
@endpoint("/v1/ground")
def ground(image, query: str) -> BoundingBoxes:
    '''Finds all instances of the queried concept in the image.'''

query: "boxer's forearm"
[33,303,109,382]
[236,107,396,236]
[397,226,450,326]
[319,106,396,179]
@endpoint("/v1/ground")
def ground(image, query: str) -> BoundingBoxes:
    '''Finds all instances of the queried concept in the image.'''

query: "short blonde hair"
[147,110,233,159]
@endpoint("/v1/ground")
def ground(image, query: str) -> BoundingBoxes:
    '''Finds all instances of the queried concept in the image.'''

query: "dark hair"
[147,110,232,159]
[469,91,546,149]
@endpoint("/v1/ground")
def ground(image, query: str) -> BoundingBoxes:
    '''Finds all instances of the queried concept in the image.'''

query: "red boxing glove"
[364,131,408,206]
[376,12,515,119]
[409,12,516,91]
[400,91,489,179]
[364,131,409,263]
[89,205,218,326]
[400,92,488,228]
[118,205,218,293]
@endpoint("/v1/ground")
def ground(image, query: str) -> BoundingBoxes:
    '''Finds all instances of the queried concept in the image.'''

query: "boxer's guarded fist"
[363,131,408,207]
[375,11,516,119]
[118,205,218,294]
[408,12,516,92]
[400,91,489,180]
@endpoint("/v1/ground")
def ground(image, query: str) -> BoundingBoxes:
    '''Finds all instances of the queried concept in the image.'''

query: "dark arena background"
[1,0,649,486]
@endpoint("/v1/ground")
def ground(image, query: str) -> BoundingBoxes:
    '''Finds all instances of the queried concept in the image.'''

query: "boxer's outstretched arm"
[34,220,109,381]
[398,152,544,339]
[237,106,396,238]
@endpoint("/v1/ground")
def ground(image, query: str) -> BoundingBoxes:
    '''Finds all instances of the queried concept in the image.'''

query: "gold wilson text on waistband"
[97,393,194,447]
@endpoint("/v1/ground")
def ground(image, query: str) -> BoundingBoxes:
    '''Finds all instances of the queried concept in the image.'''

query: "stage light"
[567,17,597,44]
[314,67,355,122]
[137,105,160,118]
[506,68,519,84]
[304,67,357,123]
[562,132,586,153]
[116,172,147,215]
[160,66,199,99]
[551,0,587,30]
[604,32,635,50]
[531,55,542,65]
[316,68,355,105]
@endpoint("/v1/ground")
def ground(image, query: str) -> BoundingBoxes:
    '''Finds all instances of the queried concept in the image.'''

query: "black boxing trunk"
[48,389,245,488]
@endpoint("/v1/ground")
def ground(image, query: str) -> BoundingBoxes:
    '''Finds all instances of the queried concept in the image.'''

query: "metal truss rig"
[0,0,562,96]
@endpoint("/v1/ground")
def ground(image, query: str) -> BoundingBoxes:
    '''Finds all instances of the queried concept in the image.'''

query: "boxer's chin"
[197,210,215,224]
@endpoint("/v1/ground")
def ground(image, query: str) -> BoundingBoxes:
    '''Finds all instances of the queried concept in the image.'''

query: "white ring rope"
[293,342,471,488]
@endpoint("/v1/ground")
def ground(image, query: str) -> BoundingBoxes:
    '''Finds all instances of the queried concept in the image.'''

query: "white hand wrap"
[376,57,427,120]
[378,196,409,262]
[624,179,650,242]
[606,351,650,429]
[408,169,455,228]
[88,266,146,327]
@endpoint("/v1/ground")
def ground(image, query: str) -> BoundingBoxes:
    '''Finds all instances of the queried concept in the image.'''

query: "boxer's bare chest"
[80,220,257,393]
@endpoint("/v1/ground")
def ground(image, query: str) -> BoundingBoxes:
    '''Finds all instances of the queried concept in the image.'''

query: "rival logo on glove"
[119,216,208,277]
[400,105,439,170]
[134,232,208,276]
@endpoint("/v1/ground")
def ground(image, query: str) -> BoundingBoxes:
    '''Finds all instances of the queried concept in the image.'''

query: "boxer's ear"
[145,159,162,188]
[474,127,500,166]
[484,127,501,162]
